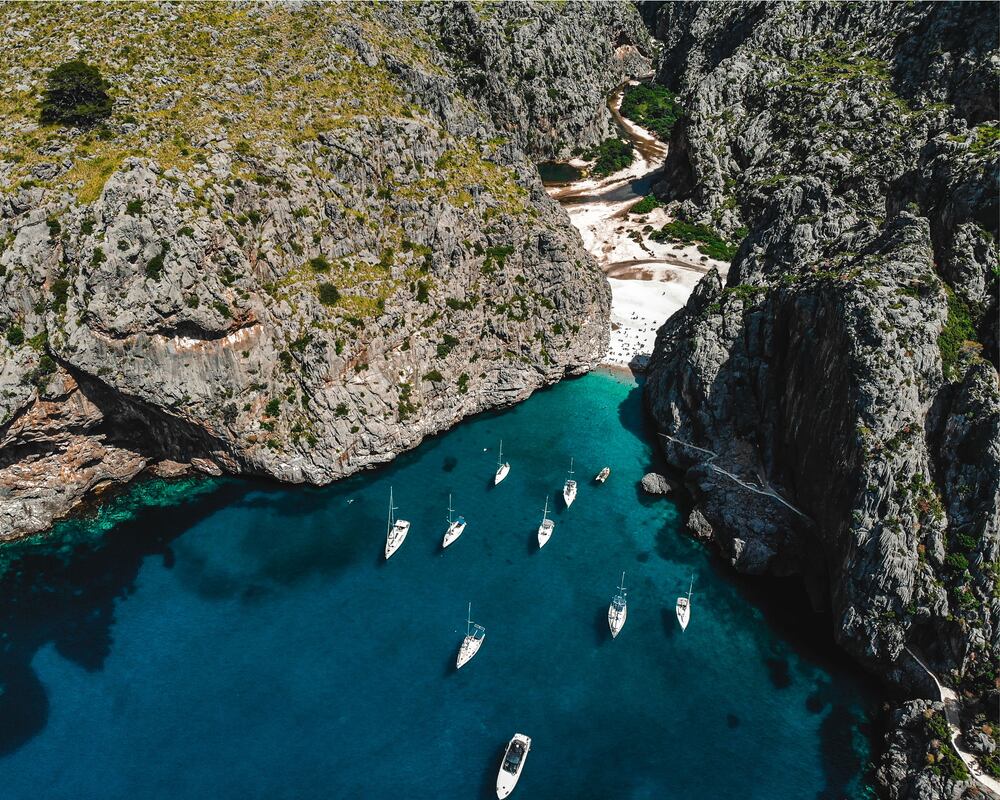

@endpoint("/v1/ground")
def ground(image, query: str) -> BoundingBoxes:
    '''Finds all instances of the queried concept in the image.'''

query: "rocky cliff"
[0,2,652,541]
[641,2,999,796]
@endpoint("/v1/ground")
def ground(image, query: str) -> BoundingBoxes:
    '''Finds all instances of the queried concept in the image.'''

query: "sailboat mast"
[498,439,503,468]
[387,487,394,536]
[569,457,574,476]
[467,602,472,637]
[688,575,694,600]
[448,493,453,525]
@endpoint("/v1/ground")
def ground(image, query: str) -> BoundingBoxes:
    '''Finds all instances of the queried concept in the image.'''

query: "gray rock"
[641,3,998,796]
[0,2,655,541]
[640,472,671,495]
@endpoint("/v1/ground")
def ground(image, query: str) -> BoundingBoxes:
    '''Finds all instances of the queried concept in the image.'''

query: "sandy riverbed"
[546,82,729,369]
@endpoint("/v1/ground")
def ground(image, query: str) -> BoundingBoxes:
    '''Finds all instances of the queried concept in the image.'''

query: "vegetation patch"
[619,83,681,140]
[938,287,977,381]
[39,60,112,127]
[924,712,969,782]
[6,325,24,347]
[585,138,633,177]
[145,241,169,280]
[629,194,660,215]
[317,282,340,306]
[650,220,741,261]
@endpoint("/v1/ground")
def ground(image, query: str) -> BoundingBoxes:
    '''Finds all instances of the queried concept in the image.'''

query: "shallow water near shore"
[0,371,878,799]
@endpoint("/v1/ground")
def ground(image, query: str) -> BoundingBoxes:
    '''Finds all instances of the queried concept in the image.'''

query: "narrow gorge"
[0,3,997,799]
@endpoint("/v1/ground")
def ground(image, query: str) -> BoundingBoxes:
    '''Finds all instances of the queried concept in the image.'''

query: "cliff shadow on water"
[0,477,242,758]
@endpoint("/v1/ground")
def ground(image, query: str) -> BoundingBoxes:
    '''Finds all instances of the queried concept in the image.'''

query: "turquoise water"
[0,372,878,799]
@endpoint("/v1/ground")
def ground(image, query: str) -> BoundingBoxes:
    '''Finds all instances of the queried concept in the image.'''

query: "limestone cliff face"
[641,2,998,795]
[0,2,651,540]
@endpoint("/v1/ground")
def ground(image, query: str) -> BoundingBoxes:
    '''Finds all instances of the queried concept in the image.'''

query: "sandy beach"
[546,82,729,369]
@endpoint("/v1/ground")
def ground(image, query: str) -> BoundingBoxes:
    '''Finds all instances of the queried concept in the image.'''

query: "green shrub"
[458,373,469,394]
[212,300,232,319]
[938,287,977,381]
[586,138,633,177]
[80,219,95,235]
[335,402,349,417]
[630,194,660,215]
[415,280,430,303]
[983,751,1000,779]
[50,278,70,312]
[619,83,682,140]
[422,369,444,382]
[39,60,112,127]
[651,220,740,261]
[126,199,143,216]
[945,553,969,572]
[145,242,168,280]
[308,255,330,273]
[6,325,24,346]
[265,398,281,417]
[317,282,339,306]
[46,218,61,238]
[436,333,459,358]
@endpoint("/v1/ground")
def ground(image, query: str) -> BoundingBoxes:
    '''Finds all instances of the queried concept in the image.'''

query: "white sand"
[547,82,729,368]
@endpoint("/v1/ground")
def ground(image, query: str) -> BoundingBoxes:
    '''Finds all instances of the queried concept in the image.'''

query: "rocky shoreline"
[0,2,653,542]
[640,3,999,797]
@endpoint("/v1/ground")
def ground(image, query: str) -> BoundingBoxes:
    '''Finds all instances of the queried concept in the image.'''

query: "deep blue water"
[0,372,878,799]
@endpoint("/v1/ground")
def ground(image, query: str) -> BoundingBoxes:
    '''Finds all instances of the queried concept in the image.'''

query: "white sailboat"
[442,494,467,548]
[494,439,510,485]
[384,487,410,560]
[537,497,554,548]
[562,457,577,507]
[455,602,485,669]
[676,575,694,631]
[595,466,610,483]
[496,733,531,799]
[608,571,627,638]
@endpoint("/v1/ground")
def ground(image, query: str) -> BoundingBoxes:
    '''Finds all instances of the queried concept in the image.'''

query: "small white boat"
[676,575,694,631]
[496,733,531,798]
[456,602,485,669]
[537,497,554,548]
[494,439,510,485]
[442,494,467,548]
[608,571,627,638]
[384,487,410,560]
[562,457,577,508]
[595,467,610,484]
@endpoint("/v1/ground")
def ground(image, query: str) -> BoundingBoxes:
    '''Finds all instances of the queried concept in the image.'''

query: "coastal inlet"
[0,372,878,799]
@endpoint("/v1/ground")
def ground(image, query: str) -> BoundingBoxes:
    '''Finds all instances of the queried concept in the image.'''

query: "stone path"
[904,646,1000,798]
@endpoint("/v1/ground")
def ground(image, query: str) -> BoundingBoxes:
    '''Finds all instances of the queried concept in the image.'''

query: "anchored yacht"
[537,497,554,548]
[562,458,577,507]
[384,487,410,560]
[608,571,627,638]
[595,466,610,484]
[442,494,467,548]
[456,603,485,669]
[676,575,694,631]
[496,733,531,798]
[494,440,510,485]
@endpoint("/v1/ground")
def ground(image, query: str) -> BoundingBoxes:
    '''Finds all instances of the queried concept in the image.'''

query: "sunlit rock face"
[0,2,656,540]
